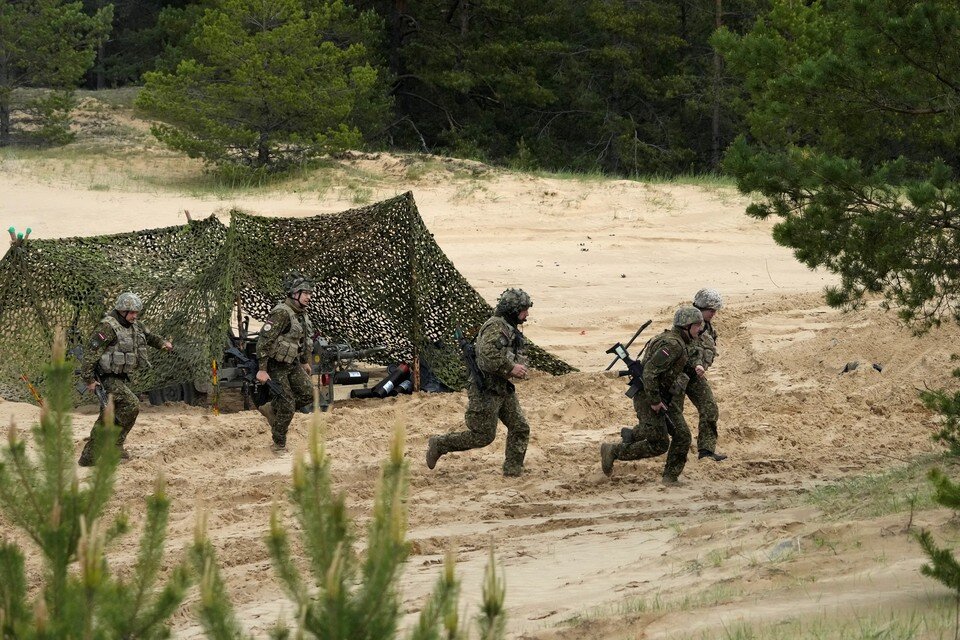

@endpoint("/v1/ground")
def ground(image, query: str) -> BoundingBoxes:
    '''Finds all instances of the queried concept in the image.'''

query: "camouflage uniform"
[428,289,531,476]
[257,298,315,448]
[612,327,692,481]
[683,319,720,454]
[78,299,168,466]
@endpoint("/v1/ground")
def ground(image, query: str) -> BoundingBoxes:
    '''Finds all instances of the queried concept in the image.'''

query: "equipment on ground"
[313,338,385,410]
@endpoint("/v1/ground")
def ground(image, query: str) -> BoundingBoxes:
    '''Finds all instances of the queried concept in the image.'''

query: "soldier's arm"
[642,340,679,405]
[256,310,290,370]
[299,320,312,365]
[700,332,718,369]
[687,340,704,370]
[475,324,515,376]
[142,325,167,350]
[80,322,116,383]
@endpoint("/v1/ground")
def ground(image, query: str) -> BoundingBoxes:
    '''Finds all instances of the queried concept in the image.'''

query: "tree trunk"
[96,41,105,90]
[0,102,10,148]
[711,0,723,169]
[0,55,9,147]
[257,135,270,167]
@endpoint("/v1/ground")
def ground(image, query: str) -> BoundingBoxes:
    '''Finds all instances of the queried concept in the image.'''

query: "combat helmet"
[673,306,704,328]
[283,271,314,296]
[494,288,533,318]
[114,292,143,313]
[693,288,723,311]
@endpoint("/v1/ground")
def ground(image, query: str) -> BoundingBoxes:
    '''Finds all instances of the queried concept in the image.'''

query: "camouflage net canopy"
[0,192,574,403]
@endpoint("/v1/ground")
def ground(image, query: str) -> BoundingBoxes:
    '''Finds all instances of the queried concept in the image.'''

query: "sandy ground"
[1,118,958,637]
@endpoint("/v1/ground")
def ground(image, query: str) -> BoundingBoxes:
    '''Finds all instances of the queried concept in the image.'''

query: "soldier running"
[256,272,316,452]
[685,288,727,462]
[78,292,172,466]
[600,306,703,486]
[426,288,532,477]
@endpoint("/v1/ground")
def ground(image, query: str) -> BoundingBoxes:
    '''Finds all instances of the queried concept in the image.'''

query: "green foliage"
[923,365,960,455]
[20,91,78,146]
[192,416,507,639]
[136,0,388,173]
[354,0,765,174]
[917,468,960,629]
[0,334,190,638]
[716,0,960,329]
[0,0,112,146]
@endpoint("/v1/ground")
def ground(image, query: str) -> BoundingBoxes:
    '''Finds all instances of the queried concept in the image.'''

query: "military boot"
[258,401,276,425]
[661,475,684,487]
[425,436,441,470]
[600,443,616,477]
[620,427,634,445]
[78,439,95,467]
[698,449,727,462]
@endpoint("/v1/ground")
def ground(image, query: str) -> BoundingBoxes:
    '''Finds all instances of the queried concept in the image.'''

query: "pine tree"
[0,0,112,146]
[191,415,507,639]
[0,333,190,638]
[714,0,960,329]
[136,0,388,175]
[917,469,960,637]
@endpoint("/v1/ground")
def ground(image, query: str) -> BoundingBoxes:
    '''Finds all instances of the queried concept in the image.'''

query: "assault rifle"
[223,346,284,406]
[68,345,108,409]
[454,327,485,391]
[606,322,677,444]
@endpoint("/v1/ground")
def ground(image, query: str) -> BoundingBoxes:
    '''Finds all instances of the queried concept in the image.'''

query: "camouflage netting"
[0,192,574,404]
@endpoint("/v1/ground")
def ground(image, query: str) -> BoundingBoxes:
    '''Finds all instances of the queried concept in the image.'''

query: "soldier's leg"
[662,402,692,482]
[616,396,670,461]
[78,376,138,465]
[687,377,720,454]
[110,378,140,449]
[499,392,530,476]
[435,389,502,454]
[289,365,315,414]
[269,364,296,448]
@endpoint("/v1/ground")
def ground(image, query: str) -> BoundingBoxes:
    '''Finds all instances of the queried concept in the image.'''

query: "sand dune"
[0,147,953,637]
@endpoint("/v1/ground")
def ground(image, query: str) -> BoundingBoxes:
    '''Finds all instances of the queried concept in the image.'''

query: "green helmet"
[673,306,703,328]
[494,288,533,317]
[693,288,723,311]
[284,271,314,296]
[114,292,143,313]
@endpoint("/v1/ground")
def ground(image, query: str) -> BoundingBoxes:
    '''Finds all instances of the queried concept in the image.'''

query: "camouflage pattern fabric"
[431,311,530,475]
[433,385,529,476]
[475,315,524,395]
[683,375,719,453]
[80,312,167,381]
[688,320,718,370]
[265,361,314,447]
[77,374,141,465]
[612,326,692,481]
[684,319,720,452]
[615,393,691,481]
[0,193,574,404]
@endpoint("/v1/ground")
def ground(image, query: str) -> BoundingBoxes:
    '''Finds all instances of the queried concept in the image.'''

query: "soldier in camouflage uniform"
[426,288,532,477]
[600,307,703,486]
[256,272,316,451]
[685,288,727,462]
[77,292,173,466]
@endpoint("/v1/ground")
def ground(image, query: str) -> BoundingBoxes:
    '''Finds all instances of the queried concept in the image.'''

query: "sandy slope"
[1,146,956,637]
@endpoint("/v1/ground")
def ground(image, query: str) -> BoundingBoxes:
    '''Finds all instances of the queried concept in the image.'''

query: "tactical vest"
[267,303,312,364]
[98,315,149,375]
[641,330,689,396]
